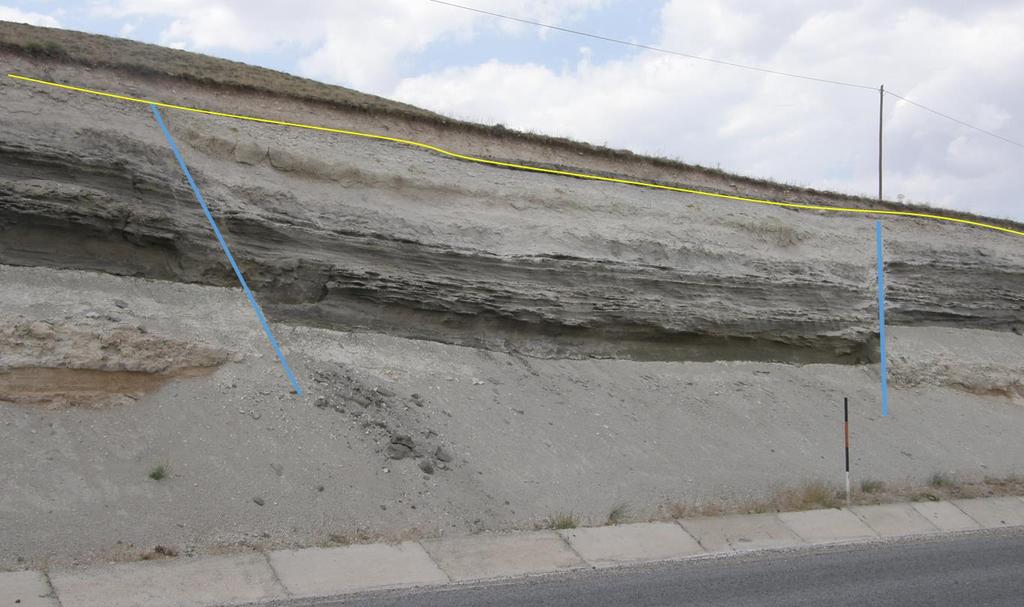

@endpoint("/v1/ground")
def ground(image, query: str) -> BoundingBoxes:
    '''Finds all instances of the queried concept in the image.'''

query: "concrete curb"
[952,496,1024,528]
[777,508,877,543]
[678,512,803,552]
[848,503,940,537]
[0,570,58,607]
[47,553,284,607]
[421,531,585,581]
[268,542,448,598]
[3,496,1022,607]
[560,522,703,567]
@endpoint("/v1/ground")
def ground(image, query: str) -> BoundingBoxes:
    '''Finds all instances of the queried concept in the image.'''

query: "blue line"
[149,105,303,395]
[876,220,887,416]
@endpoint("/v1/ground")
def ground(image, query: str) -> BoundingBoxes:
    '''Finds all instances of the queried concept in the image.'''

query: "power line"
[885,90,1024,149]
[427,0,1024,150]
[425,0,877,91]
[11,72,1024,237]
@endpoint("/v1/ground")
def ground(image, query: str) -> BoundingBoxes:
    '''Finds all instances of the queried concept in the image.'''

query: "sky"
[3,0,1023,220]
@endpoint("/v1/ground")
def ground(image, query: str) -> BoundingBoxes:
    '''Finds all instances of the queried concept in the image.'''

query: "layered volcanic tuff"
[3,23,1024,571]
[1,50,1023,365]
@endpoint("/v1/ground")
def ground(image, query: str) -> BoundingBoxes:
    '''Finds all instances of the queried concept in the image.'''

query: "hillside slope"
[0,23,1022,568]
[3,46,1024,359]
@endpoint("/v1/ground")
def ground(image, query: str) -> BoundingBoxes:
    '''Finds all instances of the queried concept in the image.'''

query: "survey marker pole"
[844,397,851,505]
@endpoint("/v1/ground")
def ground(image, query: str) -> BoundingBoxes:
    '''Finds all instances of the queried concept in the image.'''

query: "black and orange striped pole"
[844,397,851,505]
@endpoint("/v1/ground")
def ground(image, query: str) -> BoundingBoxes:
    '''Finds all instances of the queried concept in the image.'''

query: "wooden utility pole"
[878,84,884,202]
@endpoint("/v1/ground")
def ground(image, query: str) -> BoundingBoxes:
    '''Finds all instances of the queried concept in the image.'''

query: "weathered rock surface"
[0,317,229,407]
[1,49,1022,367]
[888,326,1024,398]
[0,320,228,373]
[0,28,1022,568]
[1,263,1022,569]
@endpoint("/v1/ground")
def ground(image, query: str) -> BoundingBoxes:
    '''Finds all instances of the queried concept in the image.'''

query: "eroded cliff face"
[2,52,1023,365]
[2,28,1024,570]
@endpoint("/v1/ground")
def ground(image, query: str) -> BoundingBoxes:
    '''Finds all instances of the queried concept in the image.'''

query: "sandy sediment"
[0,31,1022,569]
[1,264,1022,569]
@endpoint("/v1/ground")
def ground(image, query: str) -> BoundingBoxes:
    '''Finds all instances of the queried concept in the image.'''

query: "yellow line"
[8,72,1024,238]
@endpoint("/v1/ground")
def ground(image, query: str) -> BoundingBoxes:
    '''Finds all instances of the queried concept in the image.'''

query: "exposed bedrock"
[0,318,229,407]
[1,73,1023,364]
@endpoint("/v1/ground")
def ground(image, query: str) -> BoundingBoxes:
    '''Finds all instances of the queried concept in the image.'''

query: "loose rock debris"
[310,365,456,474]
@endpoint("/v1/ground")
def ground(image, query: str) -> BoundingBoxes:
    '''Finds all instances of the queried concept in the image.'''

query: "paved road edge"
[4,496,1024,607]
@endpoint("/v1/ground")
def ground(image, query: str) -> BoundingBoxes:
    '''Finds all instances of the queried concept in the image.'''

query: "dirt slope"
[0,24,1022,568]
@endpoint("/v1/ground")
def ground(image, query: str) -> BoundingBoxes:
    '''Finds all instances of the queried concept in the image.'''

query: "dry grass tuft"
[140,545,178,560]
[547,512,580,530]
[769,481,844,511]
[607,503,630,525]
[658,474,1024,521]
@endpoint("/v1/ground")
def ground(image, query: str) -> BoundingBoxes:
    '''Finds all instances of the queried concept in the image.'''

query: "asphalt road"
[280,529,1024,607]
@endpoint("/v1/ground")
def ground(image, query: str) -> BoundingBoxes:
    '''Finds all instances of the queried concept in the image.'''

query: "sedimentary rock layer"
[1,53,1022,363]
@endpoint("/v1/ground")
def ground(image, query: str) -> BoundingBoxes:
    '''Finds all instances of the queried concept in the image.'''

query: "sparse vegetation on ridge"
[2,20,1023,235]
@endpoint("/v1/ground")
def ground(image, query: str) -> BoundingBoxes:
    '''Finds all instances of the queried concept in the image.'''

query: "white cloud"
[99,0,606,90]
[392,0,1024,219]
[60,0,1024,219]
[0,5,60,27]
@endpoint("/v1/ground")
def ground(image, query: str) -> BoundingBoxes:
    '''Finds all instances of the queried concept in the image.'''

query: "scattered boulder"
[392,434,414,448]
[386,434,415,460]
[435,445,453,463]
[307,366,455,467]
[418,460,435,475]
[312,371,333,384]
[234,139,267,165]
[27,321,54,339]
[268,147,296,171]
